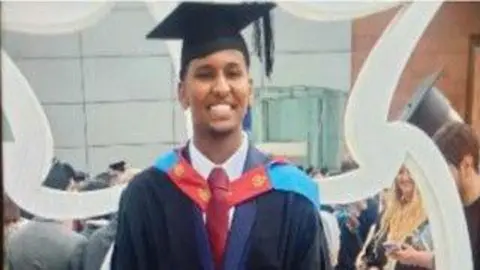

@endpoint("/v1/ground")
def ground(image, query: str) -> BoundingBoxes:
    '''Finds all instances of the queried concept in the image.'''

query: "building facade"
[3,2,351,174]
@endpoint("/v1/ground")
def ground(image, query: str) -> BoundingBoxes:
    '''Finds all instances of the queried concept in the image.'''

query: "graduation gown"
[111,145,332,270]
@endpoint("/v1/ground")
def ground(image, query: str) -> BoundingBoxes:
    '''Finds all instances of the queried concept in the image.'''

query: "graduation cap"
[399,69,463,137]
[146,2,276,79]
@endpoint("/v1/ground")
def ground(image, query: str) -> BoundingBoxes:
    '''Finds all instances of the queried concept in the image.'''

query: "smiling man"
[111,2,331,270]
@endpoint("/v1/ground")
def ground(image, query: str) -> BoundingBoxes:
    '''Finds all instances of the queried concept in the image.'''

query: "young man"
[111,2,331,270]
[433,122,480,270]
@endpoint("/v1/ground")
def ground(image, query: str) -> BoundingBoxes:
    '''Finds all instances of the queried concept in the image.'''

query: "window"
[252,86,347,170]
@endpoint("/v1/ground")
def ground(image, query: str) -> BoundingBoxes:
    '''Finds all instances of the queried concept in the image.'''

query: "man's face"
[108,169,123,184]
[448,154,476,192]
[448,163,461,190]
[178,49,252,136]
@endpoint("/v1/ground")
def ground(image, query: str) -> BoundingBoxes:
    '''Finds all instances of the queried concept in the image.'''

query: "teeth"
[209,104,232,115]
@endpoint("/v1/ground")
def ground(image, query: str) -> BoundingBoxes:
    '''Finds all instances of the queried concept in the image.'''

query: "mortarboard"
[146,2,276,79]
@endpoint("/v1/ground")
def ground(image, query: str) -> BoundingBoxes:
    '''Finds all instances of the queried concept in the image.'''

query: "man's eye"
[195,71,214,79]
[226,71,242,78]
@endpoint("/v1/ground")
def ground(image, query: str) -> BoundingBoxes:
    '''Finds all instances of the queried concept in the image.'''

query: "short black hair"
[305,166,315,176]
[109,161,126,172]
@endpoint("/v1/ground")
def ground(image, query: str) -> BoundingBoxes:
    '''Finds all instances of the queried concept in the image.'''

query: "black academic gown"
[111,146,332,270]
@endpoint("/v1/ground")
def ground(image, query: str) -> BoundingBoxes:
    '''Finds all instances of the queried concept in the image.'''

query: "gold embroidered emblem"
[198,188,210,202]
[173,164,184,177]
[252,175,266,188]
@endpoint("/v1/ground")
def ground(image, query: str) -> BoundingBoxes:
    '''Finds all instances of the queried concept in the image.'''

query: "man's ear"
[461,155,475,170]
[178,81,189,110]
[458,154,476,181]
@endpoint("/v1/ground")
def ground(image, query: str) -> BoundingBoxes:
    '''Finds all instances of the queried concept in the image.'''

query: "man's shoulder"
[127,148,182,185]
[265,162,320,209]
[126,166,171,190]
[120,166,175,211]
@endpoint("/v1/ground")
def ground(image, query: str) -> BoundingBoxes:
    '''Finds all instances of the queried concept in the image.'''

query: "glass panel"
[253,86,347,170]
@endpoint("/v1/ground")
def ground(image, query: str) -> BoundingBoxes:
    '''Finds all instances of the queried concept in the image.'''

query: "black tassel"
[263,12,274,78]
[251,9,274,79]
[252,19,263,62]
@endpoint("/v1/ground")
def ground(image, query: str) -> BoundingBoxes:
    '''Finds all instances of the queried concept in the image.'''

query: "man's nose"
[212,75,230,95]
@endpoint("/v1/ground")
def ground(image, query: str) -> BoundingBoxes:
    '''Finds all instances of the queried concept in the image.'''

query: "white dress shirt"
[189,132,249,226]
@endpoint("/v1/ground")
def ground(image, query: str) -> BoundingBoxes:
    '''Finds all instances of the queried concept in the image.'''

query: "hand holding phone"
[383,242,402,253]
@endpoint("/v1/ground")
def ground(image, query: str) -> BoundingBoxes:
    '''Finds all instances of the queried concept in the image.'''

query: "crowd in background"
[3,160,140,270]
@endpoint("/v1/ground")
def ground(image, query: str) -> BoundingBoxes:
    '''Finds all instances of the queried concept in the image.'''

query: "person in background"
[6,161,87,270]
[82,169,140,270]
[320,210,341,268]
[94,172,114,187]
[356,166,433,270]
[320,167,330,177]
[108,161,126,181]
[69,171,89,192]
[4,194,24,240]
[78,180,114,238]
[4,194,27,270]
[334,159,379,270]
[380,123,480,270]
[306,165,316,176]
[417,122,480,270]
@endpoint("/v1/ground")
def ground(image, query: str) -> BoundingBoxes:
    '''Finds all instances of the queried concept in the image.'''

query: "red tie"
[206,168,230,270]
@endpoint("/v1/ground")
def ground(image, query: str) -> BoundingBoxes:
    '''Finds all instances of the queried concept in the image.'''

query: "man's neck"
[462,173,480,206]
[192,129,243,165]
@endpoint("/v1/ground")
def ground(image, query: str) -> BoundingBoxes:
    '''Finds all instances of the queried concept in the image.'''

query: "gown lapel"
[180,146,215,270]
[223,146,270,270]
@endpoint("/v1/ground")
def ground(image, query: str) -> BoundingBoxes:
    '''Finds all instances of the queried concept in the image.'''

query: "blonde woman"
[356,166,434,270]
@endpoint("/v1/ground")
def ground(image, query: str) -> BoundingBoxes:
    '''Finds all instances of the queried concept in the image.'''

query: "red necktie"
[206,168,230,270]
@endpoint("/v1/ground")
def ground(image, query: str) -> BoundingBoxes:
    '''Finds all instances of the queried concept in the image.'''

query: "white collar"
[189,132,249,181]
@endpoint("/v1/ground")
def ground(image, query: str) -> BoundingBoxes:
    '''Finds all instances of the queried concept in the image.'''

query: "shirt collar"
[189,132,249,181]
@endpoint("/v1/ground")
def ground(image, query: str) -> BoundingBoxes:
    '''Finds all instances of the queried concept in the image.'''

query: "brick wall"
[470,47,480,135]
[352,2,480,126]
